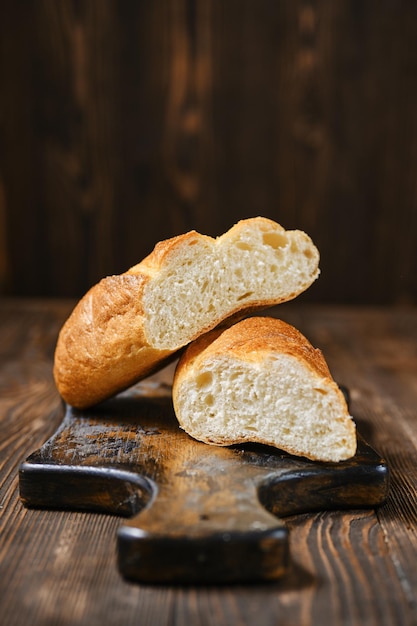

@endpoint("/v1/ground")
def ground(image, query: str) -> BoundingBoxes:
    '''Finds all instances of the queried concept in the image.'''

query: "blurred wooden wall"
[1,0,417,304]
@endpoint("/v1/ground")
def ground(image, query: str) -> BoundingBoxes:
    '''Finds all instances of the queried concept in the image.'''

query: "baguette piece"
[172,317,356,462]
[54,217,320,408]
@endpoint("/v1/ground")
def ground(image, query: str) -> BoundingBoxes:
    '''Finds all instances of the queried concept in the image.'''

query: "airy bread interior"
[134,217,319,350]
[173,318,357,462]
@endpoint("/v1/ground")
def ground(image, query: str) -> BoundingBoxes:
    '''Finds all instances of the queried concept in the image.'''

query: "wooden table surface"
[1,299,417,626]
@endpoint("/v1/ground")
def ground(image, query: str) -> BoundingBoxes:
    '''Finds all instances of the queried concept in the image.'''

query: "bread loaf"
[172,317,356,462]
[54,217,320,408]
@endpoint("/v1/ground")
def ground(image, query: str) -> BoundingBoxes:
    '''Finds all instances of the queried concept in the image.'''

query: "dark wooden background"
[1,0,417,304]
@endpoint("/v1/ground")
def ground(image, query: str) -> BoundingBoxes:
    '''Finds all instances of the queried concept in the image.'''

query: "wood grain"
[1,2,417,303]
[1,300,417,625]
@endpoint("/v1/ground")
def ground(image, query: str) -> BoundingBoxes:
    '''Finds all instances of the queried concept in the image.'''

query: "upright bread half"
[54,217,320,408]
[172,317,356,462]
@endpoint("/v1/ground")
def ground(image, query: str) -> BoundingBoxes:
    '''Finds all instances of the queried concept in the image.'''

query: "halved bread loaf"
[54,217,319,408]
[172,317,356,462]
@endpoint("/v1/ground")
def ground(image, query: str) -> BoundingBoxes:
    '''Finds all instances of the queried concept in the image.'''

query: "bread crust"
[175,316,332,381]
[53,274,175,408]
[54,218,320,408]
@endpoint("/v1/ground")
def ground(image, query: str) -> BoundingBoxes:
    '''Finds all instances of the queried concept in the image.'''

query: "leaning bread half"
[54,217,320,408]
[172,317,356,462]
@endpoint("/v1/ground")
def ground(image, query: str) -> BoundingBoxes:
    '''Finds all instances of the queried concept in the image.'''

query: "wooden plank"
[1,3,417,303]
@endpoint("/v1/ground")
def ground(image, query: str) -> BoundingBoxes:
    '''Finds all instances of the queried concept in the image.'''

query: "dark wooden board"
[19,389,389,585]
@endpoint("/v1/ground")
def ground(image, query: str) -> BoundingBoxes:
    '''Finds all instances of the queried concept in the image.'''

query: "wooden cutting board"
[19,387,389,584]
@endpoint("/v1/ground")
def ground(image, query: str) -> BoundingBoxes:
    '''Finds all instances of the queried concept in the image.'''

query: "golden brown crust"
[127,231,206,276]
[174,317,332,385]
[53,274,173,408]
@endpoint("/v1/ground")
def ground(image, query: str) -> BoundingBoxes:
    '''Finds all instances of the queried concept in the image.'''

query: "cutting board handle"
[118,476,288,584]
